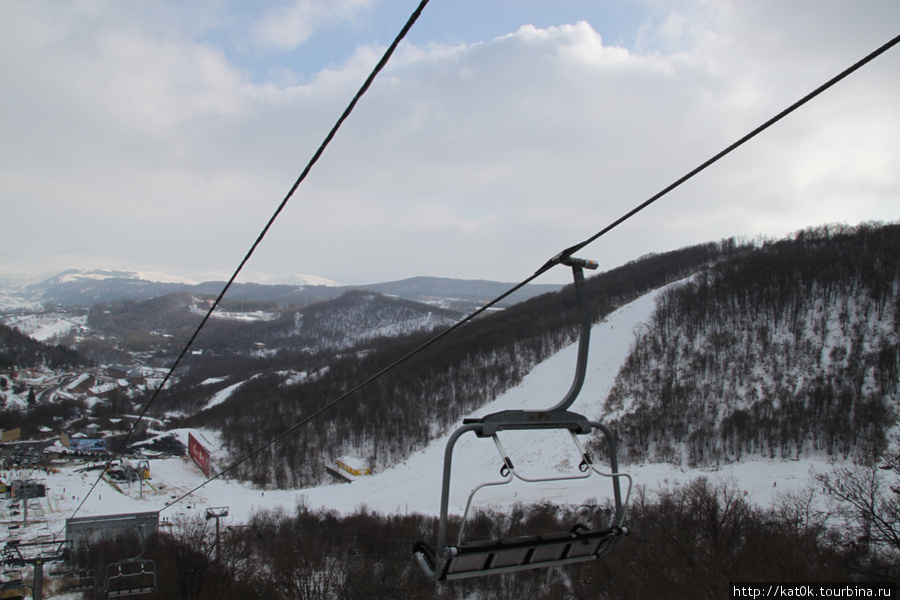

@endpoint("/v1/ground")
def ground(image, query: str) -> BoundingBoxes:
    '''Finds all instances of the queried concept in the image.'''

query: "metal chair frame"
[104,527,157,598]
[65,568,97,592]
[414,257,632,581]
[62,534,97,592]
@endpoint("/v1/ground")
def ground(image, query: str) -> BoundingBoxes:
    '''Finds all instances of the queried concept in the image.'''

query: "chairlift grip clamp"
[559,256,599,270]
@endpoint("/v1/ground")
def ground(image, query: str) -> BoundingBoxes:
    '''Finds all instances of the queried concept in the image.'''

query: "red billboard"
[188,433,211,477]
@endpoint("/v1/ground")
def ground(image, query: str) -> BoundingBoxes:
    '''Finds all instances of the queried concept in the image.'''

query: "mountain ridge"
[17,269,562,310]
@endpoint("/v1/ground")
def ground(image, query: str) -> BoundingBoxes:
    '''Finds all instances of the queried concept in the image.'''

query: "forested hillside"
[241,290,462,353]
[84,290,461,363]
[0,322,90,370]
[604,223,900,466]
[29,269,560,309]
[175,240,739,487]
[156,223,900,489]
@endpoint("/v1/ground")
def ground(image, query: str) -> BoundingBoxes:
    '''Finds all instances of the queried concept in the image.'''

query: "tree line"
[0,322,91,370]
[66,461,898,599]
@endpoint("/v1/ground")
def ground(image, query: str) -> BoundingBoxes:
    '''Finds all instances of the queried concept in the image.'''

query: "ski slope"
[8,284,834,541]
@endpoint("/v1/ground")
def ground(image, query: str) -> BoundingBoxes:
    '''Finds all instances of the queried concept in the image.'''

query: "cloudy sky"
[2,1,898,287]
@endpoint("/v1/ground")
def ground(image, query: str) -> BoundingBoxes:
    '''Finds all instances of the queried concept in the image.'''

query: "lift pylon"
[205,507,229,565]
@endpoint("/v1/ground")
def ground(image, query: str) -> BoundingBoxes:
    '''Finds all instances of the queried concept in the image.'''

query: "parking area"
[0,443,46,470]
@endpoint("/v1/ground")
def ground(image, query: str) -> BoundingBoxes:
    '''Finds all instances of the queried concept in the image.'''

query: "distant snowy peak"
[52,269,198,285]
[249,272,341,287]
[47,268,339,288]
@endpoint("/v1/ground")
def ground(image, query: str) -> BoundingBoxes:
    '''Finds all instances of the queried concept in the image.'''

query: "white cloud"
[1,0,898,286]
[250,0,370,51]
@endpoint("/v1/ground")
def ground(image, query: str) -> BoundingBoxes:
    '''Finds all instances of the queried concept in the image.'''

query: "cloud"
[249,0,370,51]
[1,0,898,286]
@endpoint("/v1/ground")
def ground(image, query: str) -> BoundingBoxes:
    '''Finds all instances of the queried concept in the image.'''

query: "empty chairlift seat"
[66,568,96,592]
[105,559,157,597]
[414,257,632,581]
[413,410,632,580]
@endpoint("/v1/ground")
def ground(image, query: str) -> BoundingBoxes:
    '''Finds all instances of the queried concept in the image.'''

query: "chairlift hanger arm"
[464,256,597,422]
[550,256,597,412]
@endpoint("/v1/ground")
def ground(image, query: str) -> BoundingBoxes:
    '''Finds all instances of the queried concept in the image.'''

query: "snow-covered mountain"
[7,268,560,311]
[243,272,341,287]
[16,282,827,533]
[17,276,892,600]
[52,269,199,285]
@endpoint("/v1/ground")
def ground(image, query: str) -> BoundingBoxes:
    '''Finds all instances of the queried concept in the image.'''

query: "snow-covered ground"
[202,378,254,411]
[4,285,840,545]
[0,291,42,313]
[2,312,87,342]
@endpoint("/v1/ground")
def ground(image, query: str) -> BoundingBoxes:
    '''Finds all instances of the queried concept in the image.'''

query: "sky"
[1,0,899,287]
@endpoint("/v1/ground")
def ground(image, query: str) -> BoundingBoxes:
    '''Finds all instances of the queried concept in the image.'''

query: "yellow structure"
[0,428,21,442]
[0,586,25,600]
[0,571,24,600]
[336,458,371,477]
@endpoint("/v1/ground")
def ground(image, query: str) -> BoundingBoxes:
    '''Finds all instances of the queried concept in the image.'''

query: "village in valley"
[0,294,392,599]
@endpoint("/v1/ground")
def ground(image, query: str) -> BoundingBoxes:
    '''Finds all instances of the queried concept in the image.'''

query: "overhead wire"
[147,30,900,516]
[59,0,432,535]
[60,25,900,534]
[536,31,900,275]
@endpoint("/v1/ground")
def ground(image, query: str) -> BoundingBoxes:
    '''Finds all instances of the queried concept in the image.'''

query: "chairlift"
[66,569,97,593]
[104,527,157,597]
[414,256,632,581]
[64,538,96,593]
[105,561,156,598]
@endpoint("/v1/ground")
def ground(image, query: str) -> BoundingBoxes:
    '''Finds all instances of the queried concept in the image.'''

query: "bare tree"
[813,448,900,566]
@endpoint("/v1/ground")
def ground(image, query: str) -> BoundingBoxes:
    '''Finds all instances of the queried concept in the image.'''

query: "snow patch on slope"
[203,377,259,411]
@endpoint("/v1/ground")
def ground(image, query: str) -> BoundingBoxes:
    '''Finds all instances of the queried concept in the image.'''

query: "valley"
[0,223,898,597]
